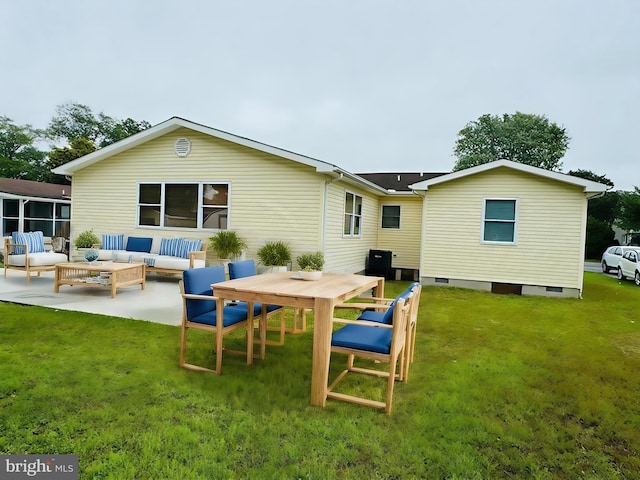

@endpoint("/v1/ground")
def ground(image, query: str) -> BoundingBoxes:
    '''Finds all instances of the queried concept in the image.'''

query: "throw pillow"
[159,237,184,257]
[102,233,124,250]
[126,237,153,253]
[176,239,203,259]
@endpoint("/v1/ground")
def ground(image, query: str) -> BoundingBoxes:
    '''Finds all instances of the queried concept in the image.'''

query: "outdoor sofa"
[93,234,206,275]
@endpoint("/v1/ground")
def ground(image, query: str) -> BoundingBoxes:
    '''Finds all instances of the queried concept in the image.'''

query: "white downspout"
[321,172,344,251]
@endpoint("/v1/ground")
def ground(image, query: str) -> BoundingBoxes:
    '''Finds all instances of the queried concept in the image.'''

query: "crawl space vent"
[174,137,191,157]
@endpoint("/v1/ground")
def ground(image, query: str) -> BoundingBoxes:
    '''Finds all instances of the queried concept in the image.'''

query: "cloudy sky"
[2,0,638,189]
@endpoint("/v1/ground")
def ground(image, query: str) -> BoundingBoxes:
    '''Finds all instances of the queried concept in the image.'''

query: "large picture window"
[381,205,400,229]
[138,182,229,230]
[482,198,517,244]
[343,191,362,237]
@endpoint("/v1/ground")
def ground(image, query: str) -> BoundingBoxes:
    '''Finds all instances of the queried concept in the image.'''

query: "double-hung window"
[343,191,362,237]
[482,198,518,244]
[138,182,229,230]
[381,205,401,229]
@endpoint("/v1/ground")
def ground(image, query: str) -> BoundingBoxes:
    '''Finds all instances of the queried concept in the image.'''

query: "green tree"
[617,187,640,233]
[0,116,49,181]
[585,217,617,259]
[453,112,570,172]
[46,137,96,184]
[46,102,150,148]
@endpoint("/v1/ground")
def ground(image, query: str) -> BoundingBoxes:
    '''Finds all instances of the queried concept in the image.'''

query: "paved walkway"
[0,268,183,326]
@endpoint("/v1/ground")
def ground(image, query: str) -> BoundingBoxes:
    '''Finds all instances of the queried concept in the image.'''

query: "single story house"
[52,117,608,298]
[0,178,71,241]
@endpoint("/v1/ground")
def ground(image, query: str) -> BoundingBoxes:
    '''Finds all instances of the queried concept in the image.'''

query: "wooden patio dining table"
[212,271,385,407]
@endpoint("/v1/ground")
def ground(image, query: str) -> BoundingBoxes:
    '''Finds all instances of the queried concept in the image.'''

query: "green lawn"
[1,273,638,479]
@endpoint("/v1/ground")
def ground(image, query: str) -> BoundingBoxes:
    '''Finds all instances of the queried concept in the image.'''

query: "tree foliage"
[46,102,150,148]
[617,187,640,232]
[0,116,49,181]
[453,112,570,172]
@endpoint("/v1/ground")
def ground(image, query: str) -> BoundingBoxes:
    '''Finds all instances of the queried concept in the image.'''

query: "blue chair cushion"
[380,282,419,324]
[190,305,248,327]
[228,260,257,279]
[126,236,153,253]
[357,310,386,323]
[183,266,227,319]
[332,324,392,354]
[232,302,282,317]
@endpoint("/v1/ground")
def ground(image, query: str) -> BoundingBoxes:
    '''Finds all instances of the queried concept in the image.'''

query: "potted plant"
[208,231,247,264]
[73,229,100,262]
[257,240,292,273]
[296,251,325,280]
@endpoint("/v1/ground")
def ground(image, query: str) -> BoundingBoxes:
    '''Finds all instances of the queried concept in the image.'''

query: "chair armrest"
[334,302,391,311]
[6,242,29,255]
[188,250,207,268]
[182,293,219,301]
[332,318,393,328]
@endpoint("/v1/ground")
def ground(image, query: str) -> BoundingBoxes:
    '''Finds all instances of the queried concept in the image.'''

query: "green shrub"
[74,229,100,249]
[208,231,247,259]
[257,241,292,266]
[296,251,325,271]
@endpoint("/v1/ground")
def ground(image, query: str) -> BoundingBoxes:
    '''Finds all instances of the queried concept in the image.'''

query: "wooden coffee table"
[54,262,146,298]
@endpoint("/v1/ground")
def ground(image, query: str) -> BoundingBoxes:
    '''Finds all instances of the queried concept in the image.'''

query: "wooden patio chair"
[180,266,258,375]
[327,293,412,414]
[228,260,286,355]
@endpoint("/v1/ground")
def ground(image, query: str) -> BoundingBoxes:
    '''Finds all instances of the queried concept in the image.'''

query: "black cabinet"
[366,249,393,279]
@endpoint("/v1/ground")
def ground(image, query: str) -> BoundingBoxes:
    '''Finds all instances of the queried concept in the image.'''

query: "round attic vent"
[174,137,191,157]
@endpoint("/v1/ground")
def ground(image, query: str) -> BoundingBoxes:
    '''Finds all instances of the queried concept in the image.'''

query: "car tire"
[635,272,640,287]
[602,261,609,273]
[618,268,625,281]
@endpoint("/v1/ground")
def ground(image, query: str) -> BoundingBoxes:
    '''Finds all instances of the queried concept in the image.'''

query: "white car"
[601,246,640,273]
[617,249,640,286]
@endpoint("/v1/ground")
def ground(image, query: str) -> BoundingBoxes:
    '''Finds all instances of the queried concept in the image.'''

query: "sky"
[2,0,639,190]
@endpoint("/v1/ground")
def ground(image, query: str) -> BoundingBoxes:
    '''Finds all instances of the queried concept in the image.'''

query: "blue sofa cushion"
[332,324,392,354]
[126,237,153,253]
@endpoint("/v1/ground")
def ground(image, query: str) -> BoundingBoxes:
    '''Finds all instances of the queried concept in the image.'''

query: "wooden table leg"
[310,297,333,407]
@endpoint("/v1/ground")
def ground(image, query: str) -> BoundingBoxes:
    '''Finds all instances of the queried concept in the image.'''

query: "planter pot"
[299,270,322,281]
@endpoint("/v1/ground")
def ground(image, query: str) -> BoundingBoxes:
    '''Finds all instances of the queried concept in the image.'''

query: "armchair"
[4,233,68,284]
[327,293,412,414]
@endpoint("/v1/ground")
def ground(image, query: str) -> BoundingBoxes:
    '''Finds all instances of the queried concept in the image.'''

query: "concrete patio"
[0,268,183,326]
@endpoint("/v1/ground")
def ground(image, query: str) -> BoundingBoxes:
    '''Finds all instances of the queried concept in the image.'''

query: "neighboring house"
[0,178,71,239]
[52,117,608,298]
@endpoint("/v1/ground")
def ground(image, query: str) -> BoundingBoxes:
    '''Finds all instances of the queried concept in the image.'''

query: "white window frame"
[343,191,363,238]
[137,181,231,231]
[481,197,518,245]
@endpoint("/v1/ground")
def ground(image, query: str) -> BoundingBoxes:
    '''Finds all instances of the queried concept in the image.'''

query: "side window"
[343,191,363,237]
[482,198,518,244]
[614,247,622,256]
[381,205,400,229]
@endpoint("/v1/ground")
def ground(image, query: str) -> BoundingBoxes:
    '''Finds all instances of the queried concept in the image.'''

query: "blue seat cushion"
[331,324,392,354]
[232,302,282,317]
[380,282,419,324]
[190,305,248,327]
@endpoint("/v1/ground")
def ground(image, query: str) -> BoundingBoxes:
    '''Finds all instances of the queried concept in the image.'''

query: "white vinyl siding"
[376,196,422,269]
[420,168,588,290]
[69,128,325,262]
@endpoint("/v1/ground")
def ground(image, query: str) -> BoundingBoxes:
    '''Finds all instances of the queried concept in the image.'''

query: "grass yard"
[0,272,639,479]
